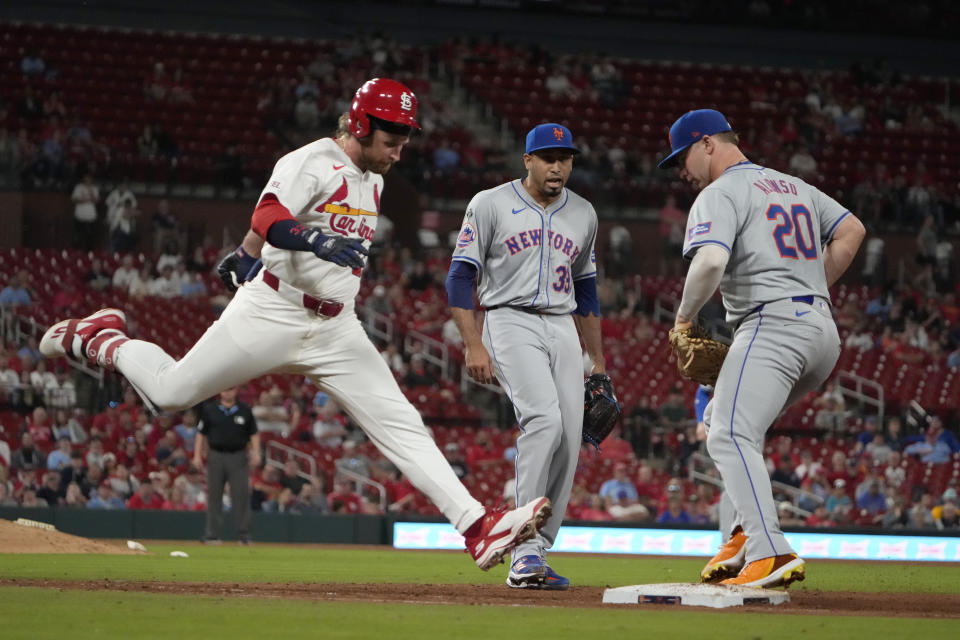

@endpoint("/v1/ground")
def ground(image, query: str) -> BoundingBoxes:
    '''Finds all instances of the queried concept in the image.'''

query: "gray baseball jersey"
[452,178,597,571]
[452,179,598,313]
[691,161,849,567]
[682,162,850,323]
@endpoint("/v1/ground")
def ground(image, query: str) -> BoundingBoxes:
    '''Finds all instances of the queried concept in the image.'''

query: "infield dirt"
[1,519,956,617]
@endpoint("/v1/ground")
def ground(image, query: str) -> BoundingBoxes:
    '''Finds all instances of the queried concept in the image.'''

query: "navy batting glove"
[217,246,258,292]
[305,229,368,270]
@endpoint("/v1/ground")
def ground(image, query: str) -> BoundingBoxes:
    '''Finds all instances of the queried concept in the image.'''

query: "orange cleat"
[700,526,747,583]
[720,553,805,588]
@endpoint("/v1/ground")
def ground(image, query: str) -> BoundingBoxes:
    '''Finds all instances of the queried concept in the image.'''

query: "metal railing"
[459,363,504,397]
[1,306,106,388]
[687,452,821,517]
[404,329,450,379]
[264,440,316,480]
[836,370,884,425]
[264,441,387,512]
[358,304,394,345]
[334,466,387,512]
[653,294,679,325]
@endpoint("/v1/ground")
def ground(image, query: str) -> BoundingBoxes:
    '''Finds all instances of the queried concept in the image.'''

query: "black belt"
[485,305,562,316]
[210,446,246,454]
[263,269,344,318]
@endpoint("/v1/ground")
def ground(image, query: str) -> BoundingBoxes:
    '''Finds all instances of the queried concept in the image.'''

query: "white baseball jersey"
[259,138,381,302]
[682,162,850,323]
[452,180,598,314]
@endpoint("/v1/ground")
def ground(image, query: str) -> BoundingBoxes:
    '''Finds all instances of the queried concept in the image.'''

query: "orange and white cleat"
[720,553,805,588]
[700,526,748,583]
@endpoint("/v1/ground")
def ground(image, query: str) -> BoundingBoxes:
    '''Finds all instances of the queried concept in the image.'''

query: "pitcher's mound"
[0,518,143,554]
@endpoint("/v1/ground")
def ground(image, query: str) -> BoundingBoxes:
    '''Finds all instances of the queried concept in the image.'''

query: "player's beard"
[542,174,564,197]
[359,147,395,175]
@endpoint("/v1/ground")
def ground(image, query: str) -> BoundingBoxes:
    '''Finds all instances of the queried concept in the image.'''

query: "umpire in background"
[193,386,260,544]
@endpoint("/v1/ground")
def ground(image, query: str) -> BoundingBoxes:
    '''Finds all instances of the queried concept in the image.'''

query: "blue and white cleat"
[506,554,570,590]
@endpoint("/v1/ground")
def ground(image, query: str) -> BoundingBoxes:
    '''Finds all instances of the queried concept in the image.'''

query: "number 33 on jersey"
[452,180,598,313]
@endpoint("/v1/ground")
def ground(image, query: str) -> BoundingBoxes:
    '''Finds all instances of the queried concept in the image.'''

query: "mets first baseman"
[40,79,552,571]
[659,109,865,588]
[447,123,607,590]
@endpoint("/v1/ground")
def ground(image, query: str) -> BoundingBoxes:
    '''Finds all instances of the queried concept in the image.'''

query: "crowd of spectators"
[4,27,956,235]
[2,28,960,533]
[2,216,960,527]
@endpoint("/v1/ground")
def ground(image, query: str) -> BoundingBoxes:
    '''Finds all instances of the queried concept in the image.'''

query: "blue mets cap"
[657,109,732,169]
[525,123,580,155]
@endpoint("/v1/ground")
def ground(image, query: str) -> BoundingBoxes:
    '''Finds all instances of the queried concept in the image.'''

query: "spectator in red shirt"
[160,483,190,511]
[251,465,283,511]
[377,466,416,514]
[326,477,362,514]
[116,437,148,477]
[633,462,661,513]
[91,402,122,441]
[658,194,686,276]
[566,485,611,521]
[51,279,82,315]
[127,480,164,509]
[465,430,502,470]
[26,407,53,449]
[805,503,834,527]
[597,425,635,464]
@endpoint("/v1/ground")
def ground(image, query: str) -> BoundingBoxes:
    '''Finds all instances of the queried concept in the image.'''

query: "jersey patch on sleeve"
[688,222,712,240]
[457,222,477,248]
[590,249,596,264]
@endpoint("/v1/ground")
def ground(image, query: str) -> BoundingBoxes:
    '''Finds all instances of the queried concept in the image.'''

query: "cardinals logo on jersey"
[315,177,377,242]
[457,223,476,248]
[317,178,349,210]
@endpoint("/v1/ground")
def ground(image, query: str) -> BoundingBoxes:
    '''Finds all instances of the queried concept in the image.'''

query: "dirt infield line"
[3,579,958,617]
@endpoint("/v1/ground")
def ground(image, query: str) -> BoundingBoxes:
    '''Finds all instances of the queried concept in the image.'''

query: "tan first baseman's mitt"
[668,325,729,387]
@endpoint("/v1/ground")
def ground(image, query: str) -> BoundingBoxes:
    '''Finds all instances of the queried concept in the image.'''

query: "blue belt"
[739,295,817,327]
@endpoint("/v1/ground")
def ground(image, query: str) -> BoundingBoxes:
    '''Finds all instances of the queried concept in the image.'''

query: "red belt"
[262,269,344,318]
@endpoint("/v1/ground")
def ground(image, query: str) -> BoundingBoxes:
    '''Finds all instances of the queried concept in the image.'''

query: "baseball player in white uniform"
[447,123,608,590]
[40,78,552,570]
[659,109,865,587]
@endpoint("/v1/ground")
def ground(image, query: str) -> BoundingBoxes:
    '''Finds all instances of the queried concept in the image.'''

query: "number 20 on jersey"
[767,204,817,260]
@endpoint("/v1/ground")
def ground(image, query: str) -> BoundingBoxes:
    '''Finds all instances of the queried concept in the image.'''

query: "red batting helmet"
[348,78,420,138]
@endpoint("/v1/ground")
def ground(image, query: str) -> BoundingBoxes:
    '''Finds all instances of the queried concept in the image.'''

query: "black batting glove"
[217,246,258,292]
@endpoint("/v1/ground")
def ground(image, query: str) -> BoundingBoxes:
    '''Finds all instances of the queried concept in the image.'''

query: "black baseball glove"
[582,373,621,449]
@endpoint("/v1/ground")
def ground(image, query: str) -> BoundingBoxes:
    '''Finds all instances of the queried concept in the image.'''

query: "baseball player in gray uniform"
[659,109,865,588]
[447,123,607,590]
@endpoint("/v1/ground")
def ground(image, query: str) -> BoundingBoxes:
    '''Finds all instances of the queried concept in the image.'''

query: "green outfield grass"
[2,544,959,639]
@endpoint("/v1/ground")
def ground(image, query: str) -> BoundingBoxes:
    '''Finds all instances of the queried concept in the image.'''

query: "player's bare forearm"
[676,244,728,324]
[241,229,265,258]
[193,433,206,465]
[450,306,495,384]
[823,214,866,287]
[249,433,262,467]
[574,313,606,374]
